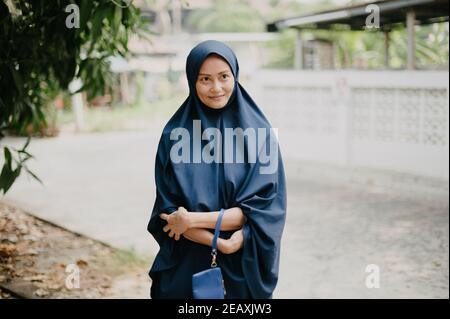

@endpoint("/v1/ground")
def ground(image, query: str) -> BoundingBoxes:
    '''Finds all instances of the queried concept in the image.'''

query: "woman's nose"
[211,80,222,92]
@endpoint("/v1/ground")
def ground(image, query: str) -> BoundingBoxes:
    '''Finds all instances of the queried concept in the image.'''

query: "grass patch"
[57,95,185,133]
[110,248,152,271]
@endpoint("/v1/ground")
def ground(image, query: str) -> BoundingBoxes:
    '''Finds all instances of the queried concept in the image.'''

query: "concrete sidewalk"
[2,131,448,298]
[2,130,162,256]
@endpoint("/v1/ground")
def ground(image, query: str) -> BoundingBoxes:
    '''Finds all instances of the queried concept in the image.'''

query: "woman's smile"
[195,54,235,109]
[209,95,225,100]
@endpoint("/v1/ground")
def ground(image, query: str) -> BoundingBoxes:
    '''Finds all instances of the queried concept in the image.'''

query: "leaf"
[17,149,34,160]
[24,166,43,185]
[0,163,13,193]
[114,6,123,36]
[20,136,31,152]
[4,147,12,169]
[9,65,23,97]
[80,0,94,29]
[76,259,88,267]
[0,243,16,258]
[12,166,21,180]
[90,6,107,50]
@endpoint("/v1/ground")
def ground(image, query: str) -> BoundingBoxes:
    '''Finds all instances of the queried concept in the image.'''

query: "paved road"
[2,129,448,298]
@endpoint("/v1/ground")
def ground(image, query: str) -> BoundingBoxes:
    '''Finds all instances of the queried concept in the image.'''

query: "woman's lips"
[209,95,225,100]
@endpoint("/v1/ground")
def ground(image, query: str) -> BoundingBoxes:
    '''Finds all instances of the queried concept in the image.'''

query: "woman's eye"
[222,74,229,79]
[201,77,209,82]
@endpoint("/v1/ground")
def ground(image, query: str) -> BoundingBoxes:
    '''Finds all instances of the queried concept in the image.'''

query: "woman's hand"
[160,206,191,241]
[219,229,244,254]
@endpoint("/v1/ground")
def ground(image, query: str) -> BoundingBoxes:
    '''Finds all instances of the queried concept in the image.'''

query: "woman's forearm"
[188,207,246,231]
[183,228,227,252]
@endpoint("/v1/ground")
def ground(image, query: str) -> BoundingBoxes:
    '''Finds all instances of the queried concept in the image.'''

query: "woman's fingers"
[161,211,185,240]
[163,225,179,240]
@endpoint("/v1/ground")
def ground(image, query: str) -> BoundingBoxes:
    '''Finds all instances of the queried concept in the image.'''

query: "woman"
[147,40,287,299]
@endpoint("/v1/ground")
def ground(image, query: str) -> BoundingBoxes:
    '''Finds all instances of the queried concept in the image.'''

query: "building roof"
[267,0,449,31]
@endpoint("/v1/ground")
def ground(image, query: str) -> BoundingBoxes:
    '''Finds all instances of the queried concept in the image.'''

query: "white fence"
[249,70,449,181]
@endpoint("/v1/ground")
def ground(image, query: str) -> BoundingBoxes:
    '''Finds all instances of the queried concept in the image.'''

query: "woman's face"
[195,54,235,109]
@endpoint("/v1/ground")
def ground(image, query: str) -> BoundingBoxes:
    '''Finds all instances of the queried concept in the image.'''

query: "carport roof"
[267,0,449,31]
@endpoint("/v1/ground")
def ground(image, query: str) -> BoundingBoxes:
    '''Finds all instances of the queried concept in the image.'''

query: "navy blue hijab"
[148,40,287,299]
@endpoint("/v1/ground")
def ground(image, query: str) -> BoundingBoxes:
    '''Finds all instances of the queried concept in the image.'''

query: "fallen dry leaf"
[34,288,49,297]
[28,274,48,282]
[47,283,62,290]
[0,243,16,258]
[76,259,88,267]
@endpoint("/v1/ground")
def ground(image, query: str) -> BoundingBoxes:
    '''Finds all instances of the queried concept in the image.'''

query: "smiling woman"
[147,40,287,299]
[195,54,235,109]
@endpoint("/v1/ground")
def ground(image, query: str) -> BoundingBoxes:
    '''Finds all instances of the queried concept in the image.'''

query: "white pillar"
[171,0,182,34]
[120,72,130,104]
[406,10,416,70]
[294,30,303,69]
[69,79,85,132]
[72,94,85,132]
[384,29,390,69]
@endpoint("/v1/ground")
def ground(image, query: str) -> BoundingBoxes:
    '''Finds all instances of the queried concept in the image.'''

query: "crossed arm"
[159,207,246,254]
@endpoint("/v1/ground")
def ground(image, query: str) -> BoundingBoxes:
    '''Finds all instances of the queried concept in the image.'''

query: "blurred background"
[0,0,448,298]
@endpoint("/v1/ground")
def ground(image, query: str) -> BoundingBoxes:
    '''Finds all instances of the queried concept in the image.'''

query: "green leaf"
[24,166,43,185]
[4,147,12,170]
[80,0,93,29]
[0,162,15,194]
[20,136,31,152]
[9,65,24,97]
[114,6,123,35]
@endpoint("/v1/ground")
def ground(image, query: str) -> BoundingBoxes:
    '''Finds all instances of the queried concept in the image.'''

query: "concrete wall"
[249,70,449,181]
